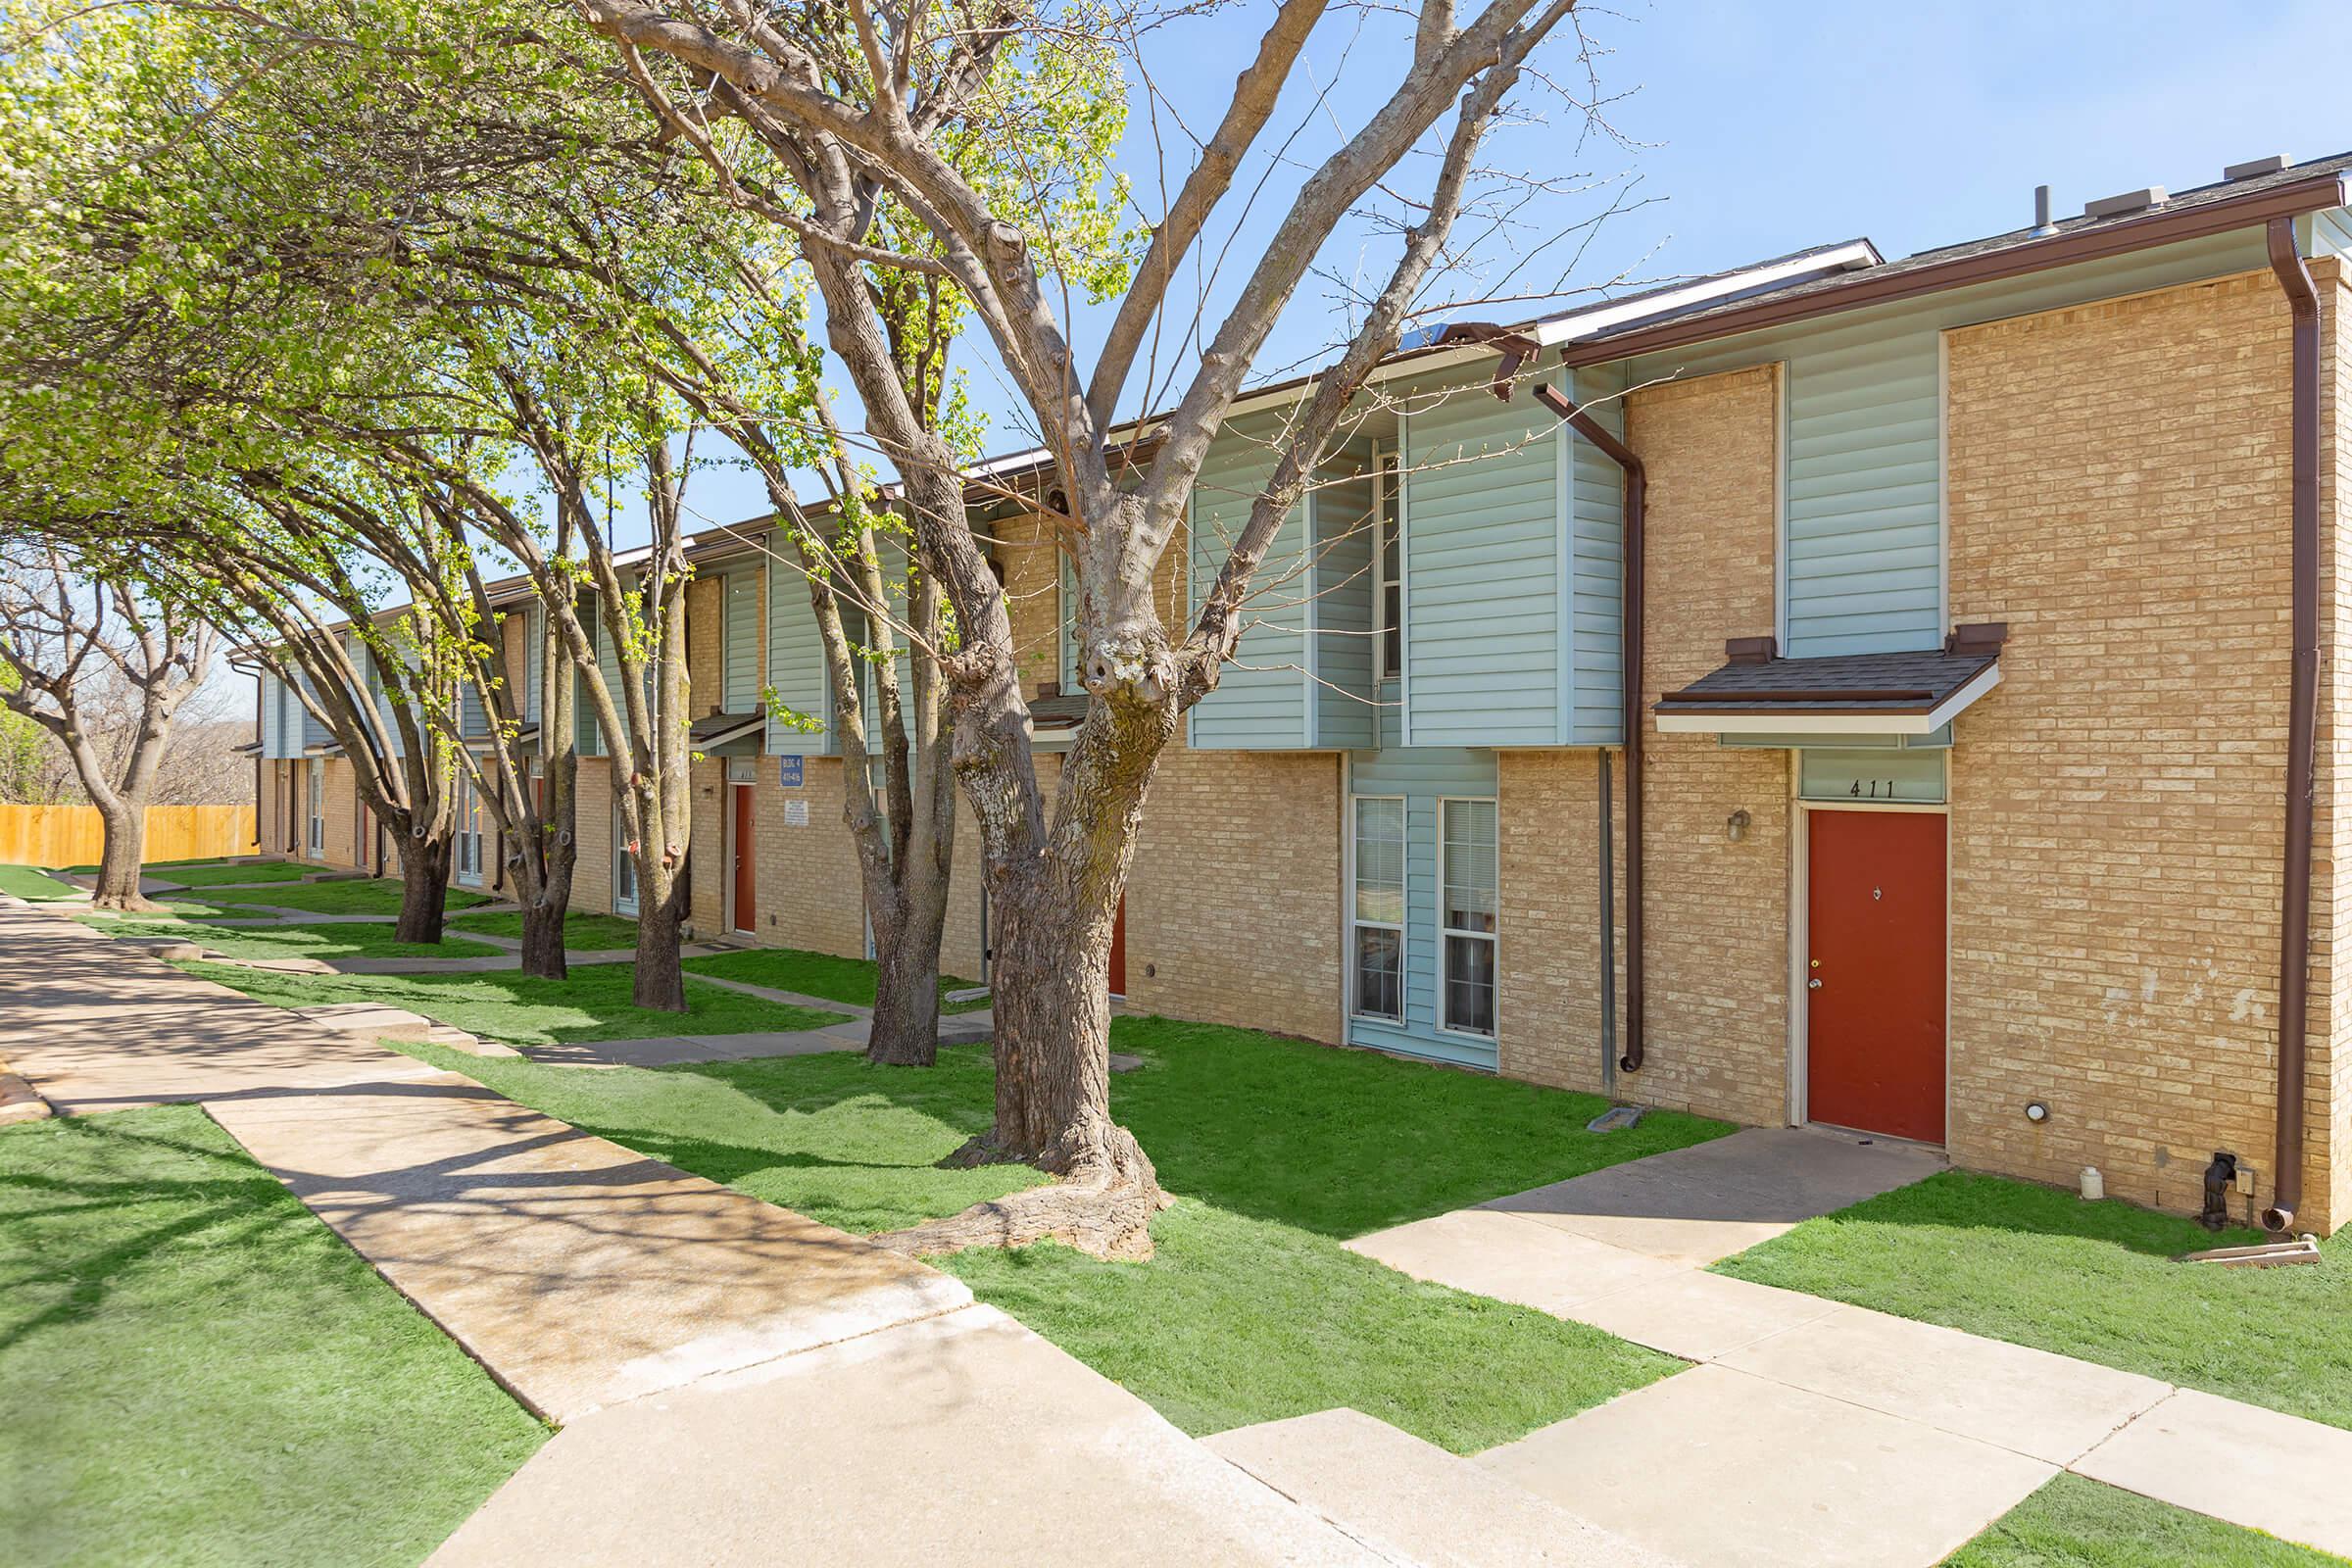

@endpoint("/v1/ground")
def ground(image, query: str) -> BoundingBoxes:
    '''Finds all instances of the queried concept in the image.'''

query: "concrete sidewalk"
[0,895,1378,1564]
[1351,1126,2352,1565]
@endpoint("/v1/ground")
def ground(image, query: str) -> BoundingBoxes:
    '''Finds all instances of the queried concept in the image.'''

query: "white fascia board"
[1530,242,1884,349]
[1654,663,2000,737]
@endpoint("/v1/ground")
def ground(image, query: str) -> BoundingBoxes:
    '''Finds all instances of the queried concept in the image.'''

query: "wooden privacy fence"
[0,804,257,868]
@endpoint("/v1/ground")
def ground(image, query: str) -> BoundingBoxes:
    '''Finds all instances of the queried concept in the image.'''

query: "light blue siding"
[1189,409,1310,747]
[1347,747,1497,1070]
[1058,552,1079,691]
[1399,366,1561,747]
[1784,328,1941,656]
[298,673,330,751]
[723,568,760,711]
[1568,365,1628,744]
[1310,460,1379,750]
[260,672,282,758]
[1616,226,2276,659]
[523,604,544,725]
[574,593,604,757]
[765,564,836,755]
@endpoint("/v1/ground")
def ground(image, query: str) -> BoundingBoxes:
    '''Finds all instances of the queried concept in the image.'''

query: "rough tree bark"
[394,832,451,943]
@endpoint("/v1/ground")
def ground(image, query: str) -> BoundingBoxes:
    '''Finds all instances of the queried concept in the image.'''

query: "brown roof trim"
[1659,686,1936,706]
[1562,169,2349,366]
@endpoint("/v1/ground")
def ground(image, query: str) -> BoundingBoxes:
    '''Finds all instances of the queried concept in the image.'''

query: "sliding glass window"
[1350,796,1405,1022]
[1441,798,1497,1036]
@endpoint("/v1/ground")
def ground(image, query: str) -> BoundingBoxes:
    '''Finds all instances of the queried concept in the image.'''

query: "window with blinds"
[1350,796,1405,1021]
[1441,798,1497,1036]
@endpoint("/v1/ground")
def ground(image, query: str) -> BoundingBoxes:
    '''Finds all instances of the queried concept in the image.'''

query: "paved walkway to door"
[1350,1126,2352,1566]
[0,896,1382,1565]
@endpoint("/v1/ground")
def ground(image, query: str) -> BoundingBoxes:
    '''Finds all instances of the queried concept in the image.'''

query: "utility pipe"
[1435,324,1648,1072]
[2264,216,2320,1234]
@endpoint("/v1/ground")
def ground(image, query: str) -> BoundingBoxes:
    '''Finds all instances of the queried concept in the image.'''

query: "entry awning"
[1654,625,2005,738]
[688,712,764,755]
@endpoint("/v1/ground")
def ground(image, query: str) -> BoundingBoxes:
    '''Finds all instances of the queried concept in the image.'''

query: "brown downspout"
[2264,216,2320,1233]
[1437,323,1648,1072]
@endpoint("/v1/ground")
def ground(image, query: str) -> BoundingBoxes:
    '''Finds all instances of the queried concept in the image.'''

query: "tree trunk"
[866,891,947,1067]
[875,863,1166,1262]
[394,835,451,944]
[90,797,156,913]
[518,897,569,980]
[631,859,689,1010]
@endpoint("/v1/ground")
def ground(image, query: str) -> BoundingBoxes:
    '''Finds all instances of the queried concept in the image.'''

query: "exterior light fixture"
[1726,809,1751,844]
[2026,1102,2050,1123]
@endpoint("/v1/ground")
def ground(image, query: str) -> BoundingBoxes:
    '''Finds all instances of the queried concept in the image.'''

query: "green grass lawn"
[0,863,82,901]
[167,877,491,917]
[1715,1169,2352,1431]
[684,943,992,1013]
[84,916,504,962]
[448,908,643,951]
[400,1013,1731,1451]
[0,1106,544,1567]
[183,959,849,1047]
[1946,1473,2339,1566]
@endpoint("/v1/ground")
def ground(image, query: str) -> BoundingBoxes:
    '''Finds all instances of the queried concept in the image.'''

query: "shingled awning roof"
[1654,625,2006,737]
[689,711,764,752]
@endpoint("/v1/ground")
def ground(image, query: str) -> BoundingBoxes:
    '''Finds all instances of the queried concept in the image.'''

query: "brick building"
[260,151,2352,1233]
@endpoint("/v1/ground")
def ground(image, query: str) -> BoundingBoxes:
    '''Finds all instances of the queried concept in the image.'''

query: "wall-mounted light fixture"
[2025,1102,2050,1123]
[1726,809,1751,844]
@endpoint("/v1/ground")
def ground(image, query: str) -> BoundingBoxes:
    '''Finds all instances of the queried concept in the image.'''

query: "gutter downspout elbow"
[1432,321,1647,1073]
[2264,216,2320,1233]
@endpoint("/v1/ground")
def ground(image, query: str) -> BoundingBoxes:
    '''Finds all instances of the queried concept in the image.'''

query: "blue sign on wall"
[777,755,805,789]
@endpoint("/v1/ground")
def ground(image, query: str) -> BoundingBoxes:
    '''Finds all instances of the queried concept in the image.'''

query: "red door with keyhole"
[730,784,757,933]
[1806,809,1946,1143]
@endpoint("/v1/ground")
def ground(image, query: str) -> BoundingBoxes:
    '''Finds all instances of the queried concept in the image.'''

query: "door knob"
[1808,978,1823,990]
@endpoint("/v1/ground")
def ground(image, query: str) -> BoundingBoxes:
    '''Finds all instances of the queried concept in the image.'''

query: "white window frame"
[613,802,640,915]
[1437,795,1498,1040]
[306,760,325,858]
[1347,794,1407,1024]
[1374,452,1401,682]
[453,771,485,888]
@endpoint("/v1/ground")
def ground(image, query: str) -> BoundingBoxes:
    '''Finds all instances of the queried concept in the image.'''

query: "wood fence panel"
[0,805,258,867]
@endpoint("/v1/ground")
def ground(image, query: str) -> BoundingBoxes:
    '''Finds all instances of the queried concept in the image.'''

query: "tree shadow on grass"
[664,1019,1734,1242]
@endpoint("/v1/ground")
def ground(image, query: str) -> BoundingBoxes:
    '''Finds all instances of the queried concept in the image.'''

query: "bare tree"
[586,0,1586,1256]
[0,545,217,908]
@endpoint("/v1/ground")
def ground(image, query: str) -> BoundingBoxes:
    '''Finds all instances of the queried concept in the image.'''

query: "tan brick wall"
[686,575,722,718]
[687,755,726,936]
[751,756,867,956]
[1124,735,1344,1045]
[1617,364,1790,1126]
[1493,371,1794,1120]
[573,760,613,914]
[497,609,526,717]
[1946,267,2338,1230]
[320,758,358,868]
[1495,748,1616,1096]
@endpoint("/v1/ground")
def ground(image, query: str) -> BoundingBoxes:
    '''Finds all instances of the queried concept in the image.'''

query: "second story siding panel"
[523,604,544,725]
[1310,461,1379,750]
[1568,364,1627,745]
[1614,226,2274,661]
[260,672,282,758]
[1783,323,1943,657]
[1399,365,1562,747]
[764,563,835,755]
[1188,409,1310,748]
[722,568,760,711]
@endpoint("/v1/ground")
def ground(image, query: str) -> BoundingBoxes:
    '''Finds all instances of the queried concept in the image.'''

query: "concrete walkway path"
[1349,1126,2352,1565]
[0,895,1384,1564]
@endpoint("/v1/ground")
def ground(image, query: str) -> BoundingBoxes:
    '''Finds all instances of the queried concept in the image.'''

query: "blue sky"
[671,0,2352,531]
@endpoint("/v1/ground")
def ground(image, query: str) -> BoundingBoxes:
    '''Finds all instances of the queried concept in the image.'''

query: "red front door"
[730,784,757,932]
[1806,809,1946,1144]
[1106,894,1127,997]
